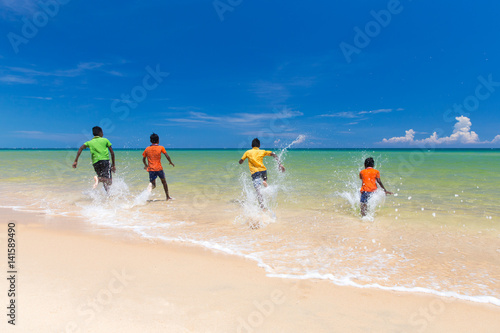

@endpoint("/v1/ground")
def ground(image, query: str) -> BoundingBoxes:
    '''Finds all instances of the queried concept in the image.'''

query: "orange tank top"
[360,168,380,192]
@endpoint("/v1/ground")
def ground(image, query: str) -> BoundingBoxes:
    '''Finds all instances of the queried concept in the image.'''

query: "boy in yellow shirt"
[239,138,285,207]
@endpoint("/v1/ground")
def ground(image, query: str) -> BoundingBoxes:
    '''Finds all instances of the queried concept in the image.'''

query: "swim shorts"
[360,191,373,203]
[251,170,268,181]
[149,170,165,182]
[93,160,112,179]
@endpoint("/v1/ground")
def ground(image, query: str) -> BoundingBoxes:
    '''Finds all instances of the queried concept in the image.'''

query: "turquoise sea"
[0,148,499,305]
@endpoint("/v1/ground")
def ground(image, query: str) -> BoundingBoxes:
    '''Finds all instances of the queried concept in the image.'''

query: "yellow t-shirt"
[241,148,272,174]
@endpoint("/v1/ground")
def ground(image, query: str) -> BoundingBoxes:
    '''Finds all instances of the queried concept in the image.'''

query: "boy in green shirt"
[73,126,116,191]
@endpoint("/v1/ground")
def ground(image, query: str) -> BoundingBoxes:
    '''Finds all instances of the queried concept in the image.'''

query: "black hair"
[150,133,159,144]
[251,138,260,148]
[364,157,375,168]
[92,126,103,136]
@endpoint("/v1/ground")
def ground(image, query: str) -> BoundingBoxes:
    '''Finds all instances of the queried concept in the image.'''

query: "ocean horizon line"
[1,147,499,151]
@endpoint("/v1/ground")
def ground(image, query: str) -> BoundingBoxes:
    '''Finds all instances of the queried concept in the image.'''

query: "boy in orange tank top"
[359,157,392,216]
[142,133,175,200]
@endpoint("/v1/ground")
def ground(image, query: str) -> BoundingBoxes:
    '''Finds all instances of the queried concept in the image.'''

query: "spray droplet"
[408,196,412,200]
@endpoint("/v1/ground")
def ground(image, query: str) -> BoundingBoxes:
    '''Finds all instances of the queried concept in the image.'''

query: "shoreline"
[1,208,499,332]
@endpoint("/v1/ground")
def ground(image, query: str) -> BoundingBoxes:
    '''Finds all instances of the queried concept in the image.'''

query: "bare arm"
[163,152,174,167]
[143,157,148,170]
[109,146,116,172]
[72,144,86,168]
[270,152,285,172]
[239,153,246,165]
[376,178,392,195]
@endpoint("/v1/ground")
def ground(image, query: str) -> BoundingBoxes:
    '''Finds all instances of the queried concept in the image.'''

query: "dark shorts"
[149,170,165,182]
[251,170,268,181]
[93,160,111,179]
[360,191,373,203]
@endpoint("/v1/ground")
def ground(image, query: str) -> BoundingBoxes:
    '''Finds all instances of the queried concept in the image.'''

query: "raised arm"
[270,152,285,172]
[163,152,175,167]
[109,146,116,172]
[72,144,86,168]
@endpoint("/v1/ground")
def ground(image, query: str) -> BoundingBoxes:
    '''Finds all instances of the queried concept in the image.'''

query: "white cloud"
[23,96,53,100]
[167,108,303,127]
[0,75,36,84]
[0,0,37,16]
[381,116,498,145]
[6,62,105,78]
[382,129,415,143]
[419,116,479,144]
[358,108,394,115]
[320,111,358,118]
[0,62,118,85]
[319,108,403,119]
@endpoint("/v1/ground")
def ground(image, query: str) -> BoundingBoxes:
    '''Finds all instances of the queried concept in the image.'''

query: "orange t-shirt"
[142,145,167,171]
[360,168,380,192]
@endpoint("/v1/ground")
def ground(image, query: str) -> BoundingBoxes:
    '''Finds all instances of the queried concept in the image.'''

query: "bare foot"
[93,176,99,189]
[166,196,174,201]
[249,221,260,229]
[263,181,268,187]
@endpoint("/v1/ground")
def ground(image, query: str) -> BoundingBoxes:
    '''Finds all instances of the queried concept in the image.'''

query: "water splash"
[78,176,156,226]
[278,134,306,159]
[235,173,277,229]
[335,152,389,220]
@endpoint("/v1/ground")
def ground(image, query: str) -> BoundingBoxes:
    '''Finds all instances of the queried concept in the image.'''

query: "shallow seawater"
[0,148,499,305]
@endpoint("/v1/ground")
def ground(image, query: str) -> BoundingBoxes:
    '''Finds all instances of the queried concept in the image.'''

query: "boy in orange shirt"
[359,157,392,216]
[142,133,175,200]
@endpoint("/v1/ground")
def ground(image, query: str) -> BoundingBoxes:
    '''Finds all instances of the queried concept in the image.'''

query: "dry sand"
[0,208,499,333]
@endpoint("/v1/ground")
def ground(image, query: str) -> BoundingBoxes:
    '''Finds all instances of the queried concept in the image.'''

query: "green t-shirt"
[84,136,112,164]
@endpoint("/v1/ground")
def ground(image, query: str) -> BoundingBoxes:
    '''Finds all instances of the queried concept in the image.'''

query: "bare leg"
[100,177,112,192]
[160,178,171,200]
[93,176,99,189]
[360,202,367,217]
[151,179,156,190]
[254,185,265,209]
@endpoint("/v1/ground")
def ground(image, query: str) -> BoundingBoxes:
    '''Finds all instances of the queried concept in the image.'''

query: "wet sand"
[1,208,499,333]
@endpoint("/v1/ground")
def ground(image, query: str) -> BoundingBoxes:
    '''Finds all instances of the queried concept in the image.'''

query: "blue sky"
[1,0,499,148]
